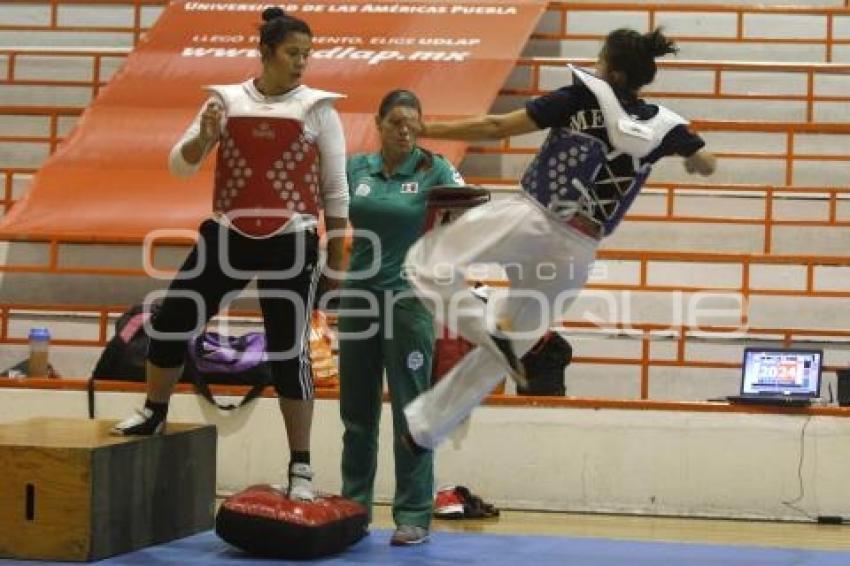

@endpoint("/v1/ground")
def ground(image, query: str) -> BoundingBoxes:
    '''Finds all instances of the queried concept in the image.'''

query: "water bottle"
[28,327,51,377]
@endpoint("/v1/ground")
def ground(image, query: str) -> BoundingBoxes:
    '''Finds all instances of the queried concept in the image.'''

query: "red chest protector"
[207,83,342,238]
[213,117,320,237]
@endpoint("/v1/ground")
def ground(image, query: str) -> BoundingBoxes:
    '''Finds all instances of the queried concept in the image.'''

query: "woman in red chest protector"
[112,6,350,502]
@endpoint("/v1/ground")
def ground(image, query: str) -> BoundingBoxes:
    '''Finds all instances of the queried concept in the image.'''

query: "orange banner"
[0,0,546,242]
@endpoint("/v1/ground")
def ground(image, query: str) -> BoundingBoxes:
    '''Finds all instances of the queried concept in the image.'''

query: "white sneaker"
[110,407,165,436]
[288,463,315,501]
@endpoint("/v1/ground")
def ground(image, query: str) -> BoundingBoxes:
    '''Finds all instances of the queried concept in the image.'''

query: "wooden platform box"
[0,417,216,562]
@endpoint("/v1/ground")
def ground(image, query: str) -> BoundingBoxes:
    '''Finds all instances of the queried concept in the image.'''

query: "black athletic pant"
[147,219,320,399]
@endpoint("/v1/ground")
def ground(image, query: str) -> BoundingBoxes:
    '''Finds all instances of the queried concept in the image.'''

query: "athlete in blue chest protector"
[402,28,717,450]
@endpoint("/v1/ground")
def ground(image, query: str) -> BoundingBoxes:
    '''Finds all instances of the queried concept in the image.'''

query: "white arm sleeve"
[309,103,349,219]
[168,97,219,177]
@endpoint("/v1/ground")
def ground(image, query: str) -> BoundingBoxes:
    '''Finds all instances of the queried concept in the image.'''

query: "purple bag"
[186,332,273,410]
[191,332,267,374]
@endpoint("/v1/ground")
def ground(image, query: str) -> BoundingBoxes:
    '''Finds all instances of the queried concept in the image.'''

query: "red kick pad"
[215,485,368,559]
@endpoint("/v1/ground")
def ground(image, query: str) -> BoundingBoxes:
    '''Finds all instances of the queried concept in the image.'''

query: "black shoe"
[489,332,528,388]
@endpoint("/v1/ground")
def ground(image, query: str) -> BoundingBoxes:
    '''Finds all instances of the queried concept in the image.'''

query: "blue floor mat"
[2,528,849,566]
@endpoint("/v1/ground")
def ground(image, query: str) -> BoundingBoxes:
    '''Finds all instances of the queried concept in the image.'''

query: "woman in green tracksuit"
[338,89,464,546]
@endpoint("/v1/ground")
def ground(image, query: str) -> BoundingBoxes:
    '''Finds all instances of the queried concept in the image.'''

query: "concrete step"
[562,0,846,5]
[1,2,845,65]
[562,332,849,401]
[0,3,162,48]
[530,4,850,63]
[458,142,850,190]
[5,50,850,124]
[2,311,847,404]
[500,62,850,123]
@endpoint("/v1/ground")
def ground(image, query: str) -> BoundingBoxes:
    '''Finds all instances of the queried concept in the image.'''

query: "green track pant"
[338,290,435,528]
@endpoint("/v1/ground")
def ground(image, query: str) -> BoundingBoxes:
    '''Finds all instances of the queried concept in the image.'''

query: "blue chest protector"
[521,66,687,237]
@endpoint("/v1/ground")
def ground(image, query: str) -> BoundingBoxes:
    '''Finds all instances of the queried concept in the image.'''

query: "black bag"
[518,331,572,396]
[88,304,270,417]
[91,303,157,382]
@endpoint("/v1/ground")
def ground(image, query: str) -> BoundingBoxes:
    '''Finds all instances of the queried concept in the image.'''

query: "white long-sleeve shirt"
[170,79,349,236]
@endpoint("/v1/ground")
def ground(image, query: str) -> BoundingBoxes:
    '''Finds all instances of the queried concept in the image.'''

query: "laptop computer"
[726,347,823,406]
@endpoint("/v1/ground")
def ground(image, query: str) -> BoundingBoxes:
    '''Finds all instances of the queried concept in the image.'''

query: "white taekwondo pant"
[403,192,598,449]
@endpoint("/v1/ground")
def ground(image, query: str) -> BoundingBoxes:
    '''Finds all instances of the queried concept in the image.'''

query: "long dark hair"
[603,27,678,90]
[258,6,311,56]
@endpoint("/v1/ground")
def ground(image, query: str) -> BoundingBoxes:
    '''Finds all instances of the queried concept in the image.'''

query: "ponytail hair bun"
[262,6,286,22]
[258,6,311,50]
[603,27,678,90]
[641,28,678,58]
